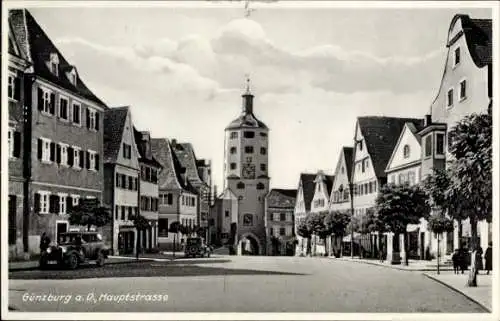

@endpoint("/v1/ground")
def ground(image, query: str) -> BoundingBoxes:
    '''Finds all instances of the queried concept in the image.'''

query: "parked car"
[39,231,110,270]
[184,237,212,258]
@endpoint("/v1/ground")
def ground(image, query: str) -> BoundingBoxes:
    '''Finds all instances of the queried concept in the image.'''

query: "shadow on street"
[9,260,307,280]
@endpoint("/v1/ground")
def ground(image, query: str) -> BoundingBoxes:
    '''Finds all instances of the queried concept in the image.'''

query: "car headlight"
[61,247,67,253]
[46,248,52,254]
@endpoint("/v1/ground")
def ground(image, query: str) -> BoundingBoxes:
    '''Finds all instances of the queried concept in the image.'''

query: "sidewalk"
[423,271,492,312]
[333,256,455,271]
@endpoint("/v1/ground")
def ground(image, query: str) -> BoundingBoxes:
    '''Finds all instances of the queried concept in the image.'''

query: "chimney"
[424,114,432,127]
[171,139,177,147]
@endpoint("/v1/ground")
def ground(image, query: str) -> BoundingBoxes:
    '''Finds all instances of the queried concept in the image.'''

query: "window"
[403,145,410,158]
[260,132,267,137]
[237,182,245,189]
[71,195,80,206]
[8,128,21,158]
[167,193,173,205]
[230,132,238,139]
[38,191,50,214]
[270,228,274,236]
[225,210,229,217]
[230,147,237,154]
[159,219,168,237]
[244,131,255,138]
[73,146,81,169]
[230,163,237,170]
[260,147,267,155]
[447,88,454,107]
[38,138,52,163]
[87,108,98,130]
[246,156,252,163]
[454,47,461,66]
[436,133,445,155]
[60,144,69,166]
[359,140,363,151]
[8,73,20,100]
[243,214,253,226]
[245,146,254,154]
[280,213,286,221]
[341,166,345,174]
[369,182,373,194]
[460,79,467,100]
[39,89,53,114]
[123,143,132,159]
[58,194,67,215]
[361,160,365,173]
[59,96,69,120]
[257,182,265,190]
[425,135,432,157]
[72,103,81,125]
[279,228,286,236]
[50,53,59,76]
[260,164,267,171]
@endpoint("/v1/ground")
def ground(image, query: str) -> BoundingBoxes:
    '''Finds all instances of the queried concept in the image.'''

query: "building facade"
[212,188,239,248]
[352,116,423,263]
[8,20,30,259]
[10,9,106,255]
[222,83,269,255]
[426,14,492,253]
[293,173,316,256]
[309,171,334,255]
[103,107,140,255]
[329,147,354,213]
[151,138,198,250]
[135,128,162,251]
[265,189,296,256]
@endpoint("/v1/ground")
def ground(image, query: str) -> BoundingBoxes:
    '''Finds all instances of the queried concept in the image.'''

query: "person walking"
[39,232,51,253]
[452,249,460,274]
[484,242,492,275]
[459,247,468,274]
[476,247,484,274]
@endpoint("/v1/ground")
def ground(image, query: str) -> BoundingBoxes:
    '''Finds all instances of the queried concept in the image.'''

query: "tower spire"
[242,74,254,114]
[245,74,252,94]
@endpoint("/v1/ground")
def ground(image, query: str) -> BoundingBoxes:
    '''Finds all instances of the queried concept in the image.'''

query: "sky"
[27,4,492,191]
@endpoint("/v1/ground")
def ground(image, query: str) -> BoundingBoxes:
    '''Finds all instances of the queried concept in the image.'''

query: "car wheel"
[96,251,105,267]
[66,253,79,270]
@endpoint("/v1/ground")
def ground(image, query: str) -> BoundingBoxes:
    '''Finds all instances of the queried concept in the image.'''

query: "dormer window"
[403,144,410,158]
[49,53,59,76]
[68,67,77,86]
[454,47,461,67]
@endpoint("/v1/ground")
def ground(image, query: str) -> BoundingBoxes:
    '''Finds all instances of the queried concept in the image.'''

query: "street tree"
[296,219,312,256]
[306,212,329,256]
[132,214,150,260]
[447,107,492,287]
[427,213,454,274]
[375,183,431,265]
[68,202,112,232]
[324,210,350,257]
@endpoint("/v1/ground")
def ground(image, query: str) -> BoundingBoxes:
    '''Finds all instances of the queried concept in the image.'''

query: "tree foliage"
[422,168,453,215]
[132,214,150,231]
[375,183,431,234]
[324,210,351,237]
[306,212,329,239]
[427,214,454,234]
[296,219,312,239]
[364,208,388,234]
[447,109,492,224]
[169,221,180,233]
[68,204,112,231]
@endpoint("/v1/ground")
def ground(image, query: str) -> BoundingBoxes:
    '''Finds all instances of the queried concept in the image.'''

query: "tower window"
[245,146,254,154]
[230,163,237,170]
[237,182,245,189]
[230,132,238,139]
[257,182,265,190]
[260,147,267,155]
[260,164,267,171]
[230,147,237,154]
[244,131,255,138]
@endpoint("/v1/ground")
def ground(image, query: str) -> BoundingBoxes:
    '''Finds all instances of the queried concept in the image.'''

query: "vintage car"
[39,231,110,269]
[184,237,212,258]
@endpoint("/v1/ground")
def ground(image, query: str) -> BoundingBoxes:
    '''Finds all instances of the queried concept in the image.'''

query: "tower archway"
[238,232,262,256]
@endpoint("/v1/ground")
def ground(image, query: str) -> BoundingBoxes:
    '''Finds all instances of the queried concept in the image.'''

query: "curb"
[422,273,491,312]
[334,257,454,272]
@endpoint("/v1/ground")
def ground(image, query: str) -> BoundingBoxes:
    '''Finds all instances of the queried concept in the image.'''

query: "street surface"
[9,255,487,312]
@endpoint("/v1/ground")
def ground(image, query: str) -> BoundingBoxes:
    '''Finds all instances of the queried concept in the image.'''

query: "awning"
[407,224,420,232]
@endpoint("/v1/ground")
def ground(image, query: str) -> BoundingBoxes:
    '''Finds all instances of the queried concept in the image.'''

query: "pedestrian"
[39,232,50,253]
[452,249,460,274]
[484,242,492,275]
[476,247,484,274]
[459,247,468,274]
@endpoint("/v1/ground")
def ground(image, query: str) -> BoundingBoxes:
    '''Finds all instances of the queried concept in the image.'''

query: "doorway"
[56,221,68,242]
[119,231,135,254]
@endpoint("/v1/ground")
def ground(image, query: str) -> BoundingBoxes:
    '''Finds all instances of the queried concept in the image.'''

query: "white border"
[2,1,499,321]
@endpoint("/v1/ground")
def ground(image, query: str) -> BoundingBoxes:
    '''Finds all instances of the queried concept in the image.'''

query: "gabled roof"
[385,121,425,173]
[103,107,129,163]
[151,138,198,194]
[226,112,268,130]
[133,127,162,169]
[267,189,297,208]
[342,147,354,181]
[450,15,492,68]
[325,175,335,196]
[357,116,424,178]
[171,142,206,189]
[299,173,317,212]
[9,9,105,106]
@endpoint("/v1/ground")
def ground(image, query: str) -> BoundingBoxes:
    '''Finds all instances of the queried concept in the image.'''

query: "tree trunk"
[87,224,91,231]
[437,233,440,275]
[306,237,312,256]
[458,220,463,249]
[370,234,374,259]
[173,234,176,258]
[467,217,478,287]
[404,231,409,266]
[378,232,383,261]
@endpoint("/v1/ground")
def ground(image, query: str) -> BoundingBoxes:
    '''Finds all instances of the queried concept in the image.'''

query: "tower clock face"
[242,164,256,179]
